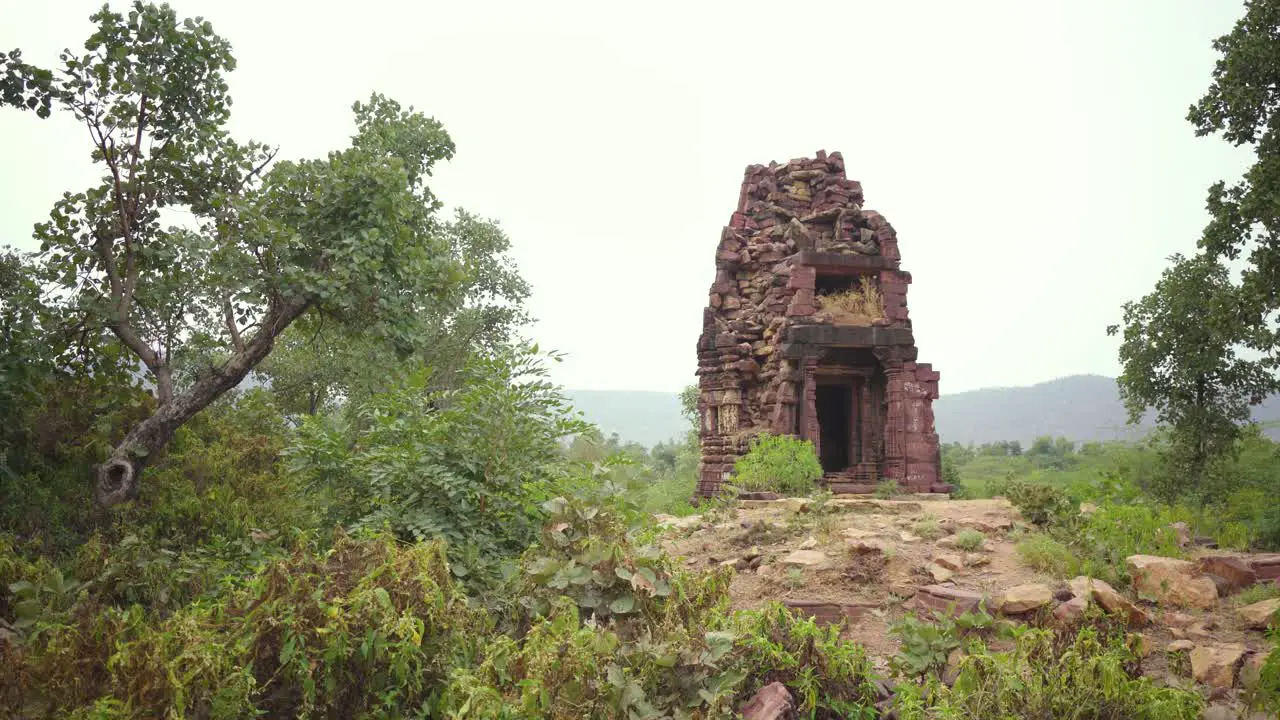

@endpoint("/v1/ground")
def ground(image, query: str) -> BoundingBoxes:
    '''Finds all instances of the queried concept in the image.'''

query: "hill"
[565,390,689,447]
[568,375,1280,448]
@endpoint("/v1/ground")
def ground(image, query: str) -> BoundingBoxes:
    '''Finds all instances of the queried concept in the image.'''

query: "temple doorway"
[815,383,852,472]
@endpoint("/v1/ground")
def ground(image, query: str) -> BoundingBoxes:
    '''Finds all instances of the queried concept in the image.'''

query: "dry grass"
[816,282,885,326]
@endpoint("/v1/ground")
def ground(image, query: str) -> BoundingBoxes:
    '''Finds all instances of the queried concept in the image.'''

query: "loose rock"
[997,583,1053,614]
[934,553,964,572]
[926,563,953,583]
[1126,555,1219,609]
[909,585,986,616]
[1240,651,1267,690]
[1190,644,1246,688]
[783,498,811,514]
[1237,597,1280,630]
[1068,576,1151,627]
[1053,596,1088,626]
[741,681,794,720]
[782,550,826,566]
[1196,555,1257,593]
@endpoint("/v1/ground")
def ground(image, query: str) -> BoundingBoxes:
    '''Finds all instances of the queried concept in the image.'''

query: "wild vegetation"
[729,434,823,495]
[815,282,885,326]
[2,0,1280,718]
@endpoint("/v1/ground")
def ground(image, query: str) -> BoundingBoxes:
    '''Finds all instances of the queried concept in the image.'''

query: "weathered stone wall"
[695,151,942,496]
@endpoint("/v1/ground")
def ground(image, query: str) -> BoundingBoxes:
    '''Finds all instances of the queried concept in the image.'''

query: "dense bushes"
[3,531,481,718]
[2,462,1215,719]
[0,472,891,719]
[286,346,589,583]
[731,433,822,495]
[951,430,1280,552]
[894,627,1202,719]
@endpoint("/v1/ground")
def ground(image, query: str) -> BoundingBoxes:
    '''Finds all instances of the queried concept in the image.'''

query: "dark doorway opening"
[815,273,857,295]
[815,383,851,472]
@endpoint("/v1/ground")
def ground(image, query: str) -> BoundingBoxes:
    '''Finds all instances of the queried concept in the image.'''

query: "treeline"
[942,427,1280,550]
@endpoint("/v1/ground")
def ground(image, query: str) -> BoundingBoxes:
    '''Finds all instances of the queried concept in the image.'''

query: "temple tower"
[695,151,945,496]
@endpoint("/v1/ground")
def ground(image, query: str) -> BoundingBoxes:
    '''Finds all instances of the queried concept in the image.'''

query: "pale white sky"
[0,1,1252,394]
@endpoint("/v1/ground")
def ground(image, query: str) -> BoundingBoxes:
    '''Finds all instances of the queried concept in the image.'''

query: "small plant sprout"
[913,513,943,540]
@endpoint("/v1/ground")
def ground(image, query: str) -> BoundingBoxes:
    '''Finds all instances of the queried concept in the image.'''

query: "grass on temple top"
[816,283,885,325]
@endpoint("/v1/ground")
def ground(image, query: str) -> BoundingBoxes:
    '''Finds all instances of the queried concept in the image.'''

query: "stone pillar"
[801,360,819,456]
[848,379,860,466]
[903,363,942,491]
[858,377,873,465]
[882,361,906,483]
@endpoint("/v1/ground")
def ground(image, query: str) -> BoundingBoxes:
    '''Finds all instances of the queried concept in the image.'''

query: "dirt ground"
[656,495,1275,687]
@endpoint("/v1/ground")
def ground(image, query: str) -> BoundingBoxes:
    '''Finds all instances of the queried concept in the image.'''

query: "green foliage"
[911,514,943,540]
[1073,504,1186,584]
[889,608,999,679]
[0,2,499,504]
[5,531,482,718]
[1003,480,1075,527]
[286,345,588,583]
[953,529,985,552]
[894,627,1203,719]
[258,209,531,416]
[1016,534,1081,578]
[874,478,901,499]
[1237,582,1280,607]
[1188,0,1280,369]
[521,475,690,623]
[1107,255,1275,499]
[1252,630,1280,714]
[731,433,822,495]
[1012,495,1187,586]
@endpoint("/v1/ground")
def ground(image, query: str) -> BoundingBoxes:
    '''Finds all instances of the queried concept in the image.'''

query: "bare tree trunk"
[96,298,310,506]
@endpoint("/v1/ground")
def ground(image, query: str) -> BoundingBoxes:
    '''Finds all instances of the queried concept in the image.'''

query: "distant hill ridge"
[566,375,1280,448]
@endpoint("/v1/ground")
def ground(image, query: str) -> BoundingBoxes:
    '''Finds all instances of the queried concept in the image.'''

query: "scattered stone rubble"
[660,497,1280,708]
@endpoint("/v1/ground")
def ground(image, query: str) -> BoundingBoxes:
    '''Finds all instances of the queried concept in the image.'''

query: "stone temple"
[695,151,945,496]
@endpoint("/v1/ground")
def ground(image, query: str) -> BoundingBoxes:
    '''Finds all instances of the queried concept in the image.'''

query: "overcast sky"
[0,1,1253,395]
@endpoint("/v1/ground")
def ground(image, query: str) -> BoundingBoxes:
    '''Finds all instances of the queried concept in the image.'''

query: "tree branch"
[223,295,244,352]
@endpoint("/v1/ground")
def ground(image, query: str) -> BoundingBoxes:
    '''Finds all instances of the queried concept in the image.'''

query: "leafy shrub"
[1016,534,1080,578]
[114,389,315,550]
[1074,504,1185,585]
[942,460,962,488]
[1251,631,1280,714]
[1236,582,1280,607]
[954,529,985,552]
[286,346,590,583]
[889,608,1000,679]
[520,477,714,624]
[893,627,1203,719]
[731,433,822,495]
[874,479,901,499]
[912,514,943,540]
[5,530,482,718]
[1004,480,1075,527]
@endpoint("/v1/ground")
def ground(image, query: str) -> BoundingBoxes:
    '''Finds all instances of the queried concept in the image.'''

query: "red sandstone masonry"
[695,152,942,497]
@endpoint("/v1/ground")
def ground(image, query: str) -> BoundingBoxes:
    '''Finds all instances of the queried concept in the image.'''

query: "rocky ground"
[655,495,1280,718]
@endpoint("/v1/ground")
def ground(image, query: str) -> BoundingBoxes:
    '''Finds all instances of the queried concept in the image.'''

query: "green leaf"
[609,593,635,614]
[7,580,34,596]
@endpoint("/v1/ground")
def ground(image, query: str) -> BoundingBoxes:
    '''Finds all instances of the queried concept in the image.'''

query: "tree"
[1189,0,1280,365]
[1108,255,1276,497]
[679,384,699,426]
[256,209,530,416]
[1,3,467,505]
